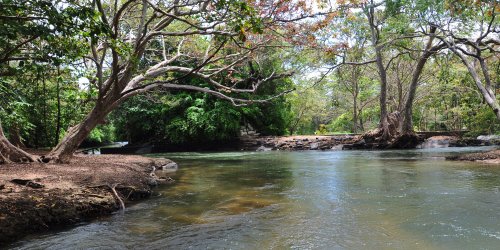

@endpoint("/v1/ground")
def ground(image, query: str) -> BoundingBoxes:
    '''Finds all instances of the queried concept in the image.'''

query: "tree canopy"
[0,0,498,163]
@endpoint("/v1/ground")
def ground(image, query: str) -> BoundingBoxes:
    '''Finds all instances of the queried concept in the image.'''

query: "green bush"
[327,113,353,133]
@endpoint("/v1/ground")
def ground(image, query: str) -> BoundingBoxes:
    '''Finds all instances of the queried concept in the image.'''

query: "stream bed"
[9,147,500,249]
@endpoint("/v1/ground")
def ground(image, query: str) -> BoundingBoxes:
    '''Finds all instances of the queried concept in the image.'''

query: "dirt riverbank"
[446,149,500,164]
[0,154,176,245]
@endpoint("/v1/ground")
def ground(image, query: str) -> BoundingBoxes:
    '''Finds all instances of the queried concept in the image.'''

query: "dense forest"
[0,0,498,162]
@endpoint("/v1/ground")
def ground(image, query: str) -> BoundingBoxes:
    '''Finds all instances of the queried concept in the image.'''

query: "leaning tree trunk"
[400,58,427,135]
[45,105,109,163]
[401,27,439,135]
[453,49,500,121]
[396,50,432,149]
[0,121,38,163]
[392,27,441,149]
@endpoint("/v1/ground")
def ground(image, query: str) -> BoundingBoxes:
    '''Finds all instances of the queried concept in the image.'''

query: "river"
[9,147,500,249]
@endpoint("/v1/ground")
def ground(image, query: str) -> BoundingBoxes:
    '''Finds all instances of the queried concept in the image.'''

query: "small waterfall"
[418,137,453,149]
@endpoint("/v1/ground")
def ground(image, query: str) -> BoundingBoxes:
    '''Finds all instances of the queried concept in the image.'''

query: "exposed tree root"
[108,183,125,212]
[87,183,126,212]
[388,132,421,149]
[352,112,421,149]
[0,136,39,164]
[361,112,401,144]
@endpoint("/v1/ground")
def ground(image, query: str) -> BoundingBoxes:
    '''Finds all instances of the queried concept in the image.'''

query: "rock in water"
[477,135,500,141]
[256,146,272,151]
[161,162,178,170]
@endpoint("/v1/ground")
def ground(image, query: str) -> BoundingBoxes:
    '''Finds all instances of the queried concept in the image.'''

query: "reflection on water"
[10,147,500,249]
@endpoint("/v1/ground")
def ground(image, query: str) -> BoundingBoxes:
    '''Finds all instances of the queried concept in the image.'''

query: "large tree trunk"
[353,93,358,133]
[400,26,438,135]
[365,2,390,141]
[0,120,38,163]
[375,49,390,141]
[400,59,426,134]
[45,106,109,163]
[358,2,392,145]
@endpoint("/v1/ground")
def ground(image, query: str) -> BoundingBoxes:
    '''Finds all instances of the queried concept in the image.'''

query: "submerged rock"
[161,162,178,170]
[256,146,272,151]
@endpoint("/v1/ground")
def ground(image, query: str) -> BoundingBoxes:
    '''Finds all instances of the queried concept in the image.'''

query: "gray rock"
[310,142,319,150]
[477,135,500,141]
[256,146,272,151]
[161,162,178,170]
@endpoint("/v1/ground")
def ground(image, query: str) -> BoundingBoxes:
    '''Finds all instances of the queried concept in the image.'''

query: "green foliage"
[315,124,329,135]
[112,90,290,145]
[462,106,500,137]
[0,0,101,66]
[328,113,353,133]
[0,0,498,151]
[87,124,116,144]
[0,63,94,147]
[165,97,242,143]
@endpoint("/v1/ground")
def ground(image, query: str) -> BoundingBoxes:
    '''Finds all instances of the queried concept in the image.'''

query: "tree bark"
[45,105,108,163]
[369,18,390,140]
[400,26,440,135]
[353,96,358,133]
[0,120,37,163]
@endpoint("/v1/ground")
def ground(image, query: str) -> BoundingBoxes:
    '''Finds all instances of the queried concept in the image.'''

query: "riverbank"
[240,135,358,151]
[240,134,500,151]
[447,149,500,164]
[0,154,177,245]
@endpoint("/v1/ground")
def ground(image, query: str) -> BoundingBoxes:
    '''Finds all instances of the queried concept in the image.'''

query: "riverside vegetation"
[0,0,499,245]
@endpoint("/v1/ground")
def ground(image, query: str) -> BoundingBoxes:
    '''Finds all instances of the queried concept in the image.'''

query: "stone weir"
[239,135,358,151]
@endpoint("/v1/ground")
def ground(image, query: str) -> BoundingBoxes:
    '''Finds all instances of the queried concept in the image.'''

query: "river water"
[9,147,500,249]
